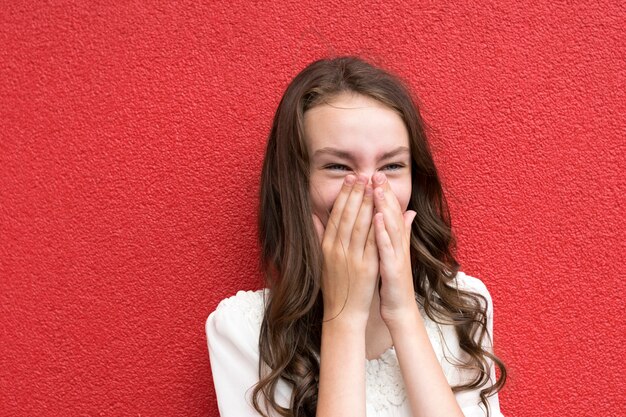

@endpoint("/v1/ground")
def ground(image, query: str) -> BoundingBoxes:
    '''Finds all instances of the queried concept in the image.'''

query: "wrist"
[323,302,370,327]
[383,303,422,333]
[322,313,368,332]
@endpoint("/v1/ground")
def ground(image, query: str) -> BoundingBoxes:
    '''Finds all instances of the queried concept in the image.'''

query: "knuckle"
[341,182,354,193]
[341,205,356,218]
[330,242,346,257]
[352,182,365,193]
[352,222,367,236]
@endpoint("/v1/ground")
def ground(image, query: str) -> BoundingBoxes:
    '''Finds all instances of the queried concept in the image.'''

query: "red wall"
[1,1,624,416]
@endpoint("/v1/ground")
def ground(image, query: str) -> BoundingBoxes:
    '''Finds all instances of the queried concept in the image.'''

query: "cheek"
[309,179,342,226]
[388,180,412,212]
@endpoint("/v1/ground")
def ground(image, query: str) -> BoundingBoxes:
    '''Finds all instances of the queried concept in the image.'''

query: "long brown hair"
[254,56,506,417]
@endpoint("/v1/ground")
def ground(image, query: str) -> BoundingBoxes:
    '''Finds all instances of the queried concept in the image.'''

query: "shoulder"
[450,271,494,311]
[211,289,267,318]
[205,289,268,343]
[452,271,490,294]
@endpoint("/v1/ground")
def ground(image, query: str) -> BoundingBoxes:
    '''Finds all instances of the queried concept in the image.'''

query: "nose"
[354,173,371,185]
[359,172,386,187]
[356,172,376,185]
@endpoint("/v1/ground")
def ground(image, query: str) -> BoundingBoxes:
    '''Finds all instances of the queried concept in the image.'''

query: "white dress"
[205,271,505,417]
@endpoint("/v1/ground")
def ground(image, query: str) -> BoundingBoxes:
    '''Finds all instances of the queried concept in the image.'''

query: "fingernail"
[356,175,367,184]
[374,172,385,185]
[345,175,356,185]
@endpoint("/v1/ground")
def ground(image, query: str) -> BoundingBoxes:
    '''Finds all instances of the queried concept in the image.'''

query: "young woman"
[206,56,507,417]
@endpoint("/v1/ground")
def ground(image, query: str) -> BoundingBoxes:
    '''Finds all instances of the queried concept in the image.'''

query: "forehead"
[303,93,409,155]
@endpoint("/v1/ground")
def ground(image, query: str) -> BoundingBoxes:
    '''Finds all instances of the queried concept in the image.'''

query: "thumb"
[403,210,417,239]
[312,214,325,245]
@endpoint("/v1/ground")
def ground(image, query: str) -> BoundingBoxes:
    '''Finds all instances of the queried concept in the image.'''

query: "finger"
[324,174,356,244]
[336,174,368,246]
[312,213,325,245]
[363,216,378,260]
[372,172,402,212]
[373,212,394,261]
[351,182,375,252]
[403,210,417,242]
[373,183,404,252]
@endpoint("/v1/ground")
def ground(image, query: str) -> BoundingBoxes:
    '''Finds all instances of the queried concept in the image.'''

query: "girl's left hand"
[372,172,418,325]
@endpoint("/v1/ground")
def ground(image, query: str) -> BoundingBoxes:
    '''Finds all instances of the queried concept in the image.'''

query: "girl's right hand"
[312,174,379,324]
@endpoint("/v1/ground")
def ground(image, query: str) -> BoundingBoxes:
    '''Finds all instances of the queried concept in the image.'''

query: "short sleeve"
[205,290,290,417]
[453,273,505,417]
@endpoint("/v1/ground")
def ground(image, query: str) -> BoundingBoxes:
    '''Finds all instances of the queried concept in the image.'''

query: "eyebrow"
[312,146,410,161]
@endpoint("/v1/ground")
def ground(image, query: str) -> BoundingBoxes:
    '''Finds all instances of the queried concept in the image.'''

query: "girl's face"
[304,92,412,227]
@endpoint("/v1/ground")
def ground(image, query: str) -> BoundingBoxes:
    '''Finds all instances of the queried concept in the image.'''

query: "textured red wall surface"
[1,1,624,416]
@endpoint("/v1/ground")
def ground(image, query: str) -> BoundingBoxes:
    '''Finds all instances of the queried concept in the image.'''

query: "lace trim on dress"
[365,347,405,410]
[219,288,452,413]
[217,289,266,329]
[364,297,444,411]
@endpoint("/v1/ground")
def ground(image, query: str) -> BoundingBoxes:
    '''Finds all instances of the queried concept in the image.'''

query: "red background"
[1,1,624,416]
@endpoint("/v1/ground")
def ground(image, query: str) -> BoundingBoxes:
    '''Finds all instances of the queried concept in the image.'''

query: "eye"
[324,164,352,171]
[382,163,406,171]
